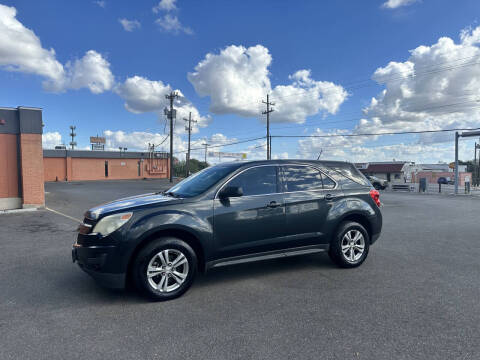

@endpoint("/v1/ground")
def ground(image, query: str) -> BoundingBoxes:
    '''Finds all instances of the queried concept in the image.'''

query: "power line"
[271,127,480,139]
[175,136,266,155]
[199,55,480,110]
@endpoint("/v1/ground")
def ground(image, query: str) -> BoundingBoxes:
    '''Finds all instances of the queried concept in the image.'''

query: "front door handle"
[267,201,281,208]
[324,193,336,201]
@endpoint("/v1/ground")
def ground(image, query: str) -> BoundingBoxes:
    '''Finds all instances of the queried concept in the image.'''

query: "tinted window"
[227,166,277,196]
[282,166,324,192]
[326,163,369,186]
[167,163,242,197]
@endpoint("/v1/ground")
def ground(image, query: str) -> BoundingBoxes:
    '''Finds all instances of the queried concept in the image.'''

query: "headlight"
[92,212,133,236]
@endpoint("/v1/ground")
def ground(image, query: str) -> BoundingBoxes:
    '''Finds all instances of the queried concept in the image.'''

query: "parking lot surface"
[1,180,479,360]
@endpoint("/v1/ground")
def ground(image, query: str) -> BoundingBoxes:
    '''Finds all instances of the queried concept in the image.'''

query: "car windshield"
[165,163,242,198]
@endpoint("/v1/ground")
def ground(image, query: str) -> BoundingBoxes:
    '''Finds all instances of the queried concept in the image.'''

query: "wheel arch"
[334,213,373,243]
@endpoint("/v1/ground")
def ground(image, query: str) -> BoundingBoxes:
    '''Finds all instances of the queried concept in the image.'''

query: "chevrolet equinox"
[72,160,382,301]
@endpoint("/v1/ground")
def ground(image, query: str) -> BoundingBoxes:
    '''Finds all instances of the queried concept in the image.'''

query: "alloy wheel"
[341,230,365,263]
[146,249,189,293]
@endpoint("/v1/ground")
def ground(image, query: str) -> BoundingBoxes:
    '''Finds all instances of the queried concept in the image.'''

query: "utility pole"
[262,94,275,160]
[183,112,197,176]
[69,125,77,150]
[202,141,209,165]
[475,141,480,187]
[165,92,178,183]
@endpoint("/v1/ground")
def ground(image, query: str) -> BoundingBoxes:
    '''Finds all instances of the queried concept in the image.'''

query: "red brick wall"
[0,134,19,198]
[411,171,472,186]
[44,157,67,182]
[43,156,169,182]
[20,134,45,207]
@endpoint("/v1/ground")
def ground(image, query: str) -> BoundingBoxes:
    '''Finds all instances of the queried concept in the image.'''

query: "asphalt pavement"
[1,181,479,360]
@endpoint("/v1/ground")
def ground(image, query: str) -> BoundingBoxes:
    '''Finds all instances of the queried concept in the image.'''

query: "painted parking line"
[45,207,82,223]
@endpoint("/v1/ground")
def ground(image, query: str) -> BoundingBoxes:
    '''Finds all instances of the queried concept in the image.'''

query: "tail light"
[369,189,381,207]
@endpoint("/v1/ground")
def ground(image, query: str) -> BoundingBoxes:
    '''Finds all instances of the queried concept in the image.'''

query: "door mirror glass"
[219,186,243,199]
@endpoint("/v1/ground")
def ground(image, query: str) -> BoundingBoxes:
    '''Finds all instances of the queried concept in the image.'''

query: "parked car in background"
[73,160,383,301]
[366,175,388,190]
[437,177,454,185]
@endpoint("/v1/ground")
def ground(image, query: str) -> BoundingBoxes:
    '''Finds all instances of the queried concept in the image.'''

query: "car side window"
[226,166,277,196]
[282,166,324,192]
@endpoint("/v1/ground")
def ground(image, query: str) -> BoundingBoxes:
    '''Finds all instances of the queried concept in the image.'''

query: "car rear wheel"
[132,237,197,301]
[329,221,370,268]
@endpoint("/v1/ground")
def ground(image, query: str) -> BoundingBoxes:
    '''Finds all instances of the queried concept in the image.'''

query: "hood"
[85,193,179,220]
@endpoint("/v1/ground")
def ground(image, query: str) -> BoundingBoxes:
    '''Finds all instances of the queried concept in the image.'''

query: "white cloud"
[381,0,419,9]
[153,0,177,13]
[155,14,193,35]
[295,26,480,164]
[152,0,192,35]
[0,4,65,88]
[118,18,140,32]
[93,1,106,8]
[63,50,114,94]
[357,25,480,143]
[188,45,348,123]
[42,132,63,149]
[114,75,210,133]
[0,4,114,94]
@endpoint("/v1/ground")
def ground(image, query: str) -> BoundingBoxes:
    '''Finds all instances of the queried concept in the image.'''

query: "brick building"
[43,150,170,182]
[0,107,45,210]
[1,106,171,211]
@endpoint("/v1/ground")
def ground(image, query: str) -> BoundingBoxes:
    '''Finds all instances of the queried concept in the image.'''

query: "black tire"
[373,183,381,190]
[132,237,197,301]
[328,221,370,268]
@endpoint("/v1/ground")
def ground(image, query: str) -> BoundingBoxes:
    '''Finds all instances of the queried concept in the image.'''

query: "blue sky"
[1,0,480,163]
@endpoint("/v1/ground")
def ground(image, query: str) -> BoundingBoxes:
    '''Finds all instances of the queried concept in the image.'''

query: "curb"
[0,207,39,215]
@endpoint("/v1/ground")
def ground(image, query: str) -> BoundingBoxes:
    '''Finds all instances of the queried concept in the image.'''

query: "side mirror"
[219,186,243,199]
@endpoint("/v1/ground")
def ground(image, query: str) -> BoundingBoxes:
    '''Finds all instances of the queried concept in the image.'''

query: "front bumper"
[72,238,126,289]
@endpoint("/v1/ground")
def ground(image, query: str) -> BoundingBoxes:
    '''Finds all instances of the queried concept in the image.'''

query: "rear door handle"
[267,201,281,208]
[324,193,336,201]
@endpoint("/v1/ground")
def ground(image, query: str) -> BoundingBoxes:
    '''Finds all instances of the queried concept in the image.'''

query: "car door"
[281,165,342,245]
[213,165,286,259]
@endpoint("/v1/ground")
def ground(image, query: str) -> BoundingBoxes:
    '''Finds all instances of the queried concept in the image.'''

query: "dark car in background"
[437,177,455,185]
[366,175,388,190]
[73,160,383,301]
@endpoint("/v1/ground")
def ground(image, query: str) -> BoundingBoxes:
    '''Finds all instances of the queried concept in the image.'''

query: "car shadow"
[194,252,336,288]
[56,253,336,303]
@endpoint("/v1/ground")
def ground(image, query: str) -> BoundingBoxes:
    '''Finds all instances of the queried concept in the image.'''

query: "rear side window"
[227,166,277,196]
[326,163,369,186]
[282,166,335,192]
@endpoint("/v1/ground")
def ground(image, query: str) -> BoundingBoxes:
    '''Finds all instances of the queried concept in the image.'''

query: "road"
[0,181,479,359]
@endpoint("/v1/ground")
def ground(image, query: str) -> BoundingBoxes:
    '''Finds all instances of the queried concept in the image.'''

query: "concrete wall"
[0,107,44,210]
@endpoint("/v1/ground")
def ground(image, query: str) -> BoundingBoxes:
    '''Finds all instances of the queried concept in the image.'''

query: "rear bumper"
[72,245,126,289]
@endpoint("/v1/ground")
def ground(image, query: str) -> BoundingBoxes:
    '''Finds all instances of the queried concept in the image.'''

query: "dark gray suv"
[73,160,382,301]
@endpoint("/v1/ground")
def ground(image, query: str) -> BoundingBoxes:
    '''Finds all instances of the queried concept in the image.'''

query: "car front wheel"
[329,221,370,268]
[132,237,197,301]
